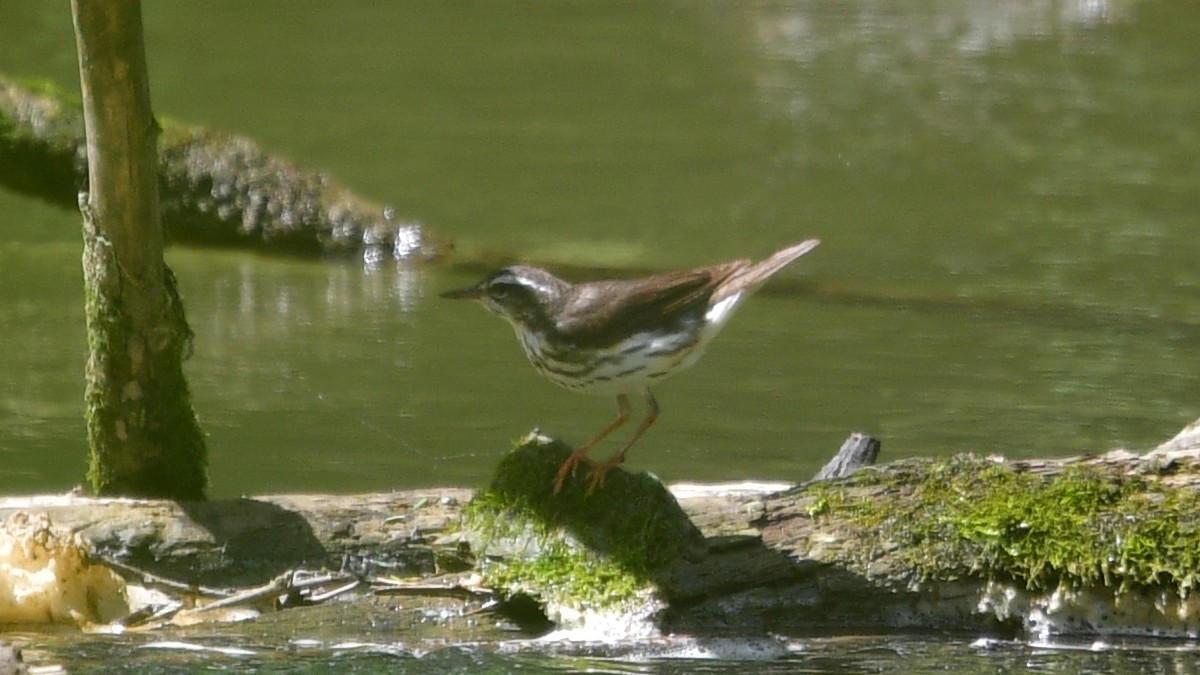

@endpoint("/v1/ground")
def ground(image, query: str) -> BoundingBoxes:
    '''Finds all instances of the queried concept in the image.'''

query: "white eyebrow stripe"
[519,278,554,295]
[493,270,553,296]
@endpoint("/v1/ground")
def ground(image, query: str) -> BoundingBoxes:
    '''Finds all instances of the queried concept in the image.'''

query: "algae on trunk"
[73,0,206,499]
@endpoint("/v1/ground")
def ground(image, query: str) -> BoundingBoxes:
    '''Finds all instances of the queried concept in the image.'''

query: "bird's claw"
[553,453,585,494]
[554,450,623,495]
[584,466,610,495]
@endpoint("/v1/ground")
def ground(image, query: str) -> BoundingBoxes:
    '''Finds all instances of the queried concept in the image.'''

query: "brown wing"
[554,261,748,348]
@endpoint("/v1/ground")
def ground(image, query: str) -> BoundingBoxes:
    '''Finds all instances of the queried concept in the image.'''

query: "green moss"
[82,242,207,499]
[15,77,81,105]
[815,455,1200,596]
[465,496,648,608]
[803,479,880,523]
[157,118,202,148]
[460,435,703,610]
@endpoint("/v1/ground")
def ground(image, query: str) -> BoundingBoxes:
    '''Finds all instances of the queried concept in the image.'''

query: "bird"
[440,239,820,494]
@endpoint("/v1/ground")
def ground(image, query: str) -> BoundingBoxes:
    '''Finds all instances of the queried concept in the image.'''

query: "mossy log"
[0,75,448,261]
[2,419,1198,640]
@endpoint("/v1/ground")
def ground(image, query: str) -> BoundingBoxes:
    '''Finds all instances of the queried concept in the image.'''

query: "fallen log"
[0,75,448,262]
[0,418,1197,641]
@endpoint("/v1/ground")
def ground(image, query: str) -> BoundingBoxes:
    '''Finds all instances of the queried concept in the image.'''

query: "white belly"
[510,302,742,395]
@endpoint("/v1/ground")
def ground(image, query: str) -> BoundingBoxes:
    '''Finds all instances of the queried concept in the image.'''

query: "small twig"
[187,572,292,614]
[137,601,185,627]
[187,570,364,613]
[307,578,362,603]
[95,554,231,598]
[371,574,494,602]
[290,571,357,590]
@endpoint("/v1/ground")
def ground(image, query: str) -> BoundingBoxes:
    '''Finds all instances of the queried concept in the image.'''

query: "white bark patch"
[128,339,145,371]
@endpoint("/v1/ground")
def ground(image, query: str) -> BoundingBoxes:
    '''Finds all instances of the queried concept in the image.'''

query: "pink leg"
[585,390,659,494]
[553,393,631,493]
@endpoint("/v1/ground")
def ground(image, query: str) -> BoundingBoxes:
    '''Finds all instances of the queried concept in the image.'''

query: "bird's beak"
[439,284,484,300]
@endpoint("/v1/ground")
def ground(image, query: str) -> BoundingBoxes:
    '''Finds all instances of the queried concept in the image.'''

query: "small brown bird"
[441,239,820,494]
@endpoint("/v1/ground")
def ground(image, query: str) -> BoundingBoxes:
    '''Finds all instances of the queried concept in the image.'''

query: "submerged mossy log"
[1,418,1198,639]
[0,75,448,261]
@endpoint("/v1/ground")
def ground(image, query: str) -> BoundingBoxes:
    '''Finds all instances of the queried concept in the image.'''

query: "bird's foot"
[583,453,626,495]
[553,449,591,494]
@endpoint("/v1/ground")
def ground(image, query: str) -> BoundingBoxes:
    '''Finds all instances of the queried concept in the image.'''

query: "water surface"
[13,629,1200,674]
[2,1,1197,498]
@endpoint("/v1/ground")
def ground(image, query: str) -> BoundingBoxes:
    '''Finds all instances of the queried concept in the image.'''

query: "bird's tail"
[722,238,820,295]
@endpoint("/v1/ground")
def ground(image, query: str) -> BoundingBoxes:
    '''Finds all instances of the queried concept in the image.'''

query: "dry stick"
[308,579,363,603]
[372,575,495,602]
[97,554,232,598]
[185,572,293,614]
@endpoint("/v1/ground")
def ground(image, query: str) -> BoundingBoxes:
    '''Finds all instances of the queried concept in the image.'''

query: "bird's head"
[440,266,568,328]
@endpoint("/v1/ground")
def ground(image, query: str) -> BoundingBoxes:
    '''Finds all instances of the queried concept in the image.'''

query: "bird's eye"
[488,282,515,301]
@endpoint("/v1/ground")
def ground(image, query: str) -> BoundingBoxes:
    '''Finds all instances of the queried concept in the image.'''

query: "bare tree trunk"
[72,0,206,499]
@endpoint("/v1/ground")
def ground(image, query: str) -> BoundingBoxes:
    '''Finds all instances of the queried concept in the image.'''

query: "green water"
[2,1,1197,491]
[1,0,1199,669]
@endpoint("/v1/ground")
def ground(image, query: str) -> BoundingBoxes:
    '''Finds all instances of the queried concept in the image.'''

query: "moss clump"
[14,77,83,106]
[460,434,704,611]
[82,247,207,499]
[466,508,649,610]
[815,455,1200,596]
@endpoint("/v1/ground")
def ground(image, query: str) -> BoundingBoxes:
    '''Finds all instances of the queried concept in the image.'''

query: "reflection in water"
[202,257,423,347]
[743,0,1199,333]
[753,0,1128,67]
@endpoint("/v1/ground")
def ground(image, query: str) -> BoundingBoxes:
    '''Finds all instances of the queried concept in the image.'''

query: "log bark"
[1,419,1198,638]
[72,0,206,498]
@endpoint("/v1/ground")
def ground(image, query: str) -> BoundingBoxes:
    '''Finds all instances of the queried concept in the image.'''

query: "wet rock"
[458,432,706,634]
